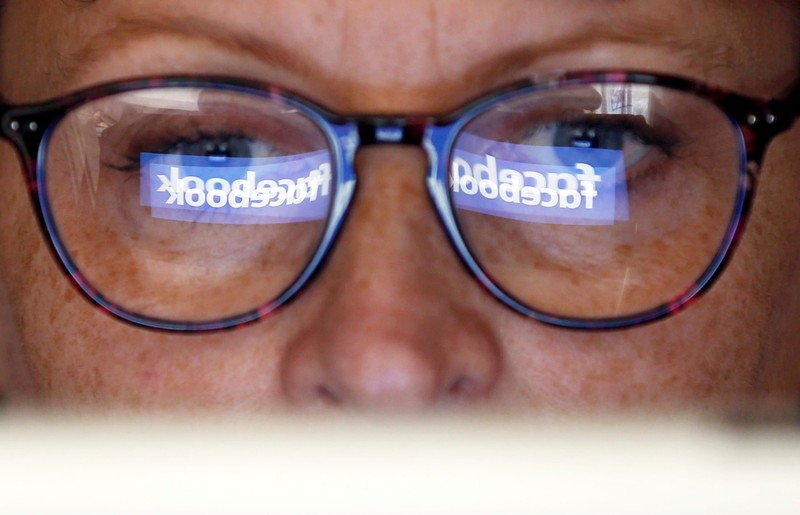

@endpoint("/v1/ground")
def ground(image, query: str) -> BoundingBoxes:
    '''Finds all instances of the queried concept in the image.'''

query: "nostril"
[315,384,343,407]
[447,376,476,398]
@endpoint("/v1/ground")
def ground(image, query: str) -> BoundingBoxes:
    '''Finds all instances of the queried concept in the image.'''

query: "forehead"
[1,0,797,108]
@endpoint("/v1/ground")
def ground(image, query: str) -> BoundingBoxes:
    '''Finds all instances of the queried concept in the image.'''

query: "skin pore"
[0,0,798,412]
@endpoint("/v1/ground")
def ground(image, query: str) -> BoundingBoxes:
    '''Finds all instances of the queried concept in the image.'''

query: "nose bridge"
[331,114,459,191]
[328,143,447,317]
[337,118,456,223]
[326,117,441,203]
[279,141,502,410]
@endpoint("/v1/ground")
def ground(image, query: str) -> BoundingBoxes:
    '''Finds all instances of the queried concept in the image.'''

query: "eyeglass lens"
[43,88,335,322]
[39,82,744,324]
[451,83,742,319]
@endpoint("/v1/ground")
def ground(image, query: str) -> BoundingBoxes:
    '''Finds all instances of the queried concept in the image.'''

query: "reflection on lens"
[43,87,335,323]
[450,83,743,320]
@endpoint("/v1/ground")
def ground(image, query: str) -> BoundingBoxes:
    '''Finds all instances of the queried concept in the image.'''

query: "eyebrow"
[459,6,742,91]
[57,12,321,86]
[57,1,769,104]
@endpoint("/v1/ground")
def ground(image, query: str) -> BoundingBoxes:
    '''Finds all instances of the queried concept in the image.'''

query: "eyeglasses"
[1,70,798,331]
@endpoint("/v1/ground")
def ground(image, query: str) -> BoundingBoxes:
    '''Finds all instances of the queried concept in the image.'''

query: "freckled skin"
[0,0,798,412]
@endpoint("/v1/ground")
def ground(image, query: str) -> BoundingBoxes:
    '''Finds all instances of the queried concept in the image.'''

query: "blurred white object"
[1,415,799,514]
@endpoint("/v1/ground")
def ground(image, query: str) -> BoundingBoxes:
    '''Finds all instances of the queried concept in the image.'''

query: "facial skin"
[0,0,798,412]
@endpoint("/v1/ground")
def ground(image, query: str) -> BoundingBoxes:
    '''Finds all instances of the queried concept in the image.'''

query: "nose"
[280,146,503,411]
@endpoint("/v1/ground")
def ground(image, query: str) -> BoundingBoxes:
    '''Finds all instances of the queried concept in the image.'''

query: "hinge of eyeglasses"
[745,113,776,126]
[1,110,51,158]
[7,119,39,133]
[746,106,796,137]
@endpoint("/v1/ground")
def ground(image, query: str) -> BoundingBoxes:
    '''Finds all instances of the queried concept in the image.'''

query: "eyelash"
[102,129,280,172]
[515,113,683,155]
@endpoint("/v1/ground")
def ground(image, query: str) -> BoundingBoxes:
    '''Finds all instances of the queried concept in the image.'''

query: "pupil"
[169,137,252,158]
[203,140,230,157]
[554,123,623,150]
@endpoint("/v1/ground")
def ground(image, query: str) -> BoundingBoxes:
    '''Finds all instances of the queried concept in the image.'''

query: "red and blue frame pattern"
[0,70,797,332]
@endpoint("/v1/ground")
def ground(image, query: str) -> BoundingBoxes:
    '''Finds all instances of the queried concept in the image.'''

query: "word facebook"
[450,135,628,225]
[141,151,333,224]
[452,155,600,209]
[155,164,332,208]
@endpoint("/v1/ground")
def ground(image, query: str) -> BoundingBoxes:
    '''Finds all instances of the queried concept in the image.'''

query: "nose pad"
[280,146,503,410]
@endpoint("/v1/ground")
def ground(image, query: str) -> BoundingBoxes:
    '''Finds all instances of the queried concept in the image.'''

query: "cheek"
[0,144,84,401]
[11,285,294,410]
[493,131,800,411]
[731,125,800,394]
[492,213,770,411]
[0,144,291,408]
[498,295,764,411]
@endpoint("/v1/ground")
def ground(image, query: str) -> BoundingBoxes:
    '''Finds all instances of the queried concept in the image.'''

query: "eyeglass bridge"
[356,118,429,146]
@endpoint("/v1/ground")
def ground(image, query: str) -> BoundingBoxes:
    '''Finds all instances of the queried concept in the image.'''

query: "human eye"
[79,87,334,228]
[95,92,323,173]
[104,128,286,172]
[514,113,683,170]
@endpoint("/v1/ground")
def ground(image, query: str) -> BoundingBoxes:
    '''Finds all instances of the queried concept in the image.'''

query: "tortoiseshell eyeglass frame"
[0,70,798,332]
